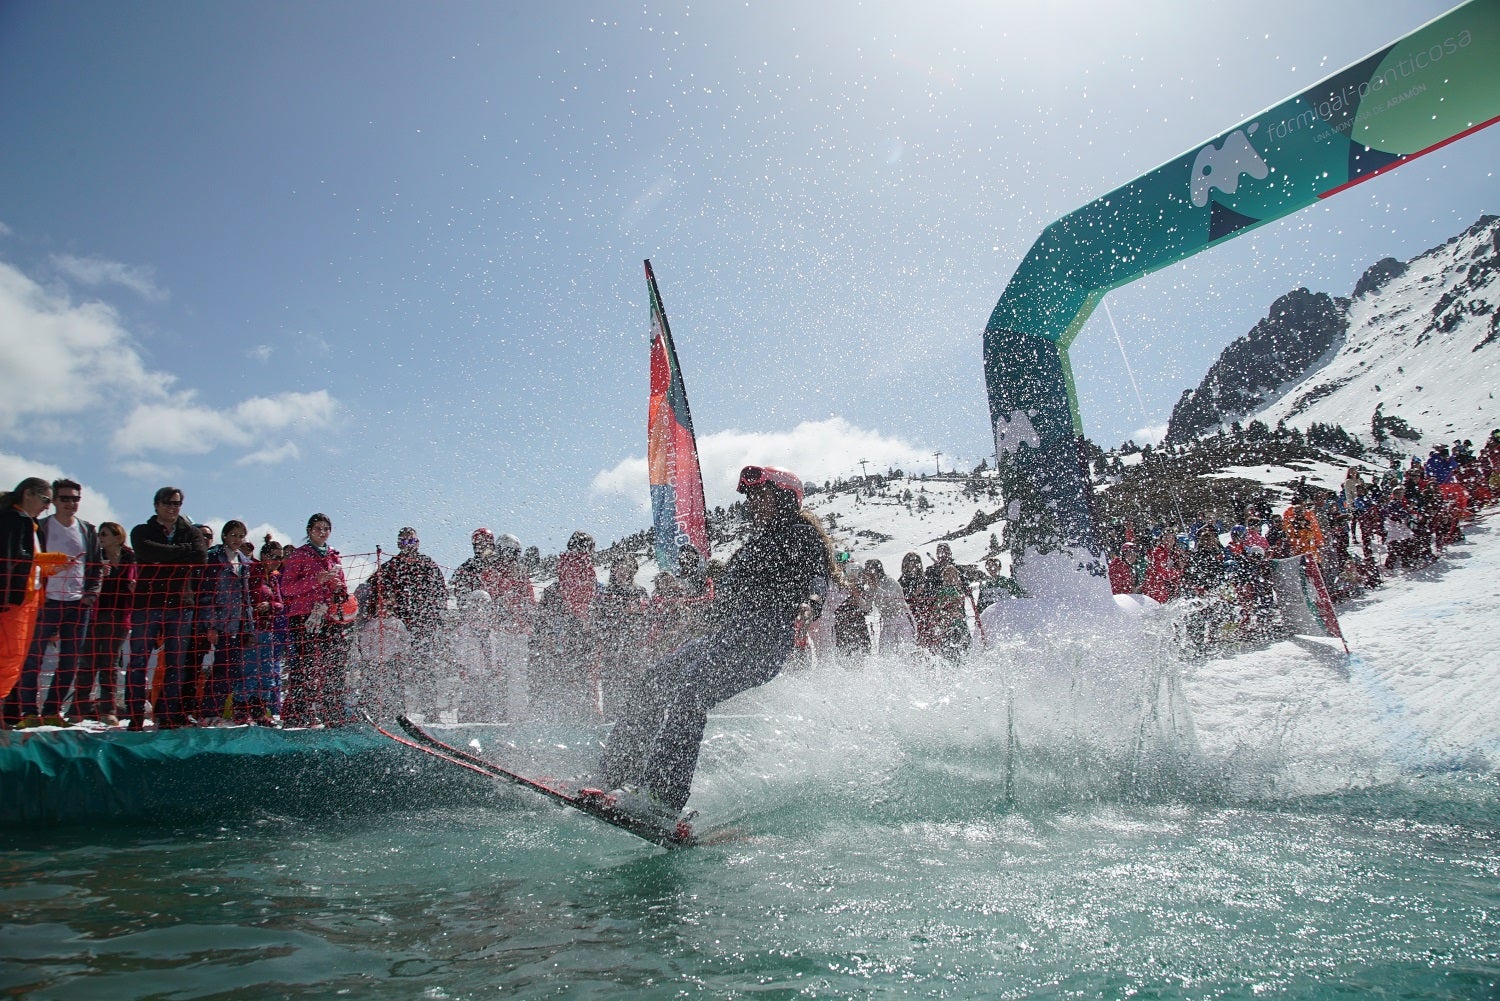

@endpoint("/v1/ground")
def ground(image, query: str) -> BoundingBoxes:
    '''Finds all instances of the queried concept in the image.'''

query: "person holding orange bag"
[0,478,70,724]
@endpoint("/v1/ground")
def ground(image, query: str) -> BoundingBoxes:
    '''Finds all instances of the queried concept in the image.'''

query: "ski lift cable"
[1103,299,1152,430]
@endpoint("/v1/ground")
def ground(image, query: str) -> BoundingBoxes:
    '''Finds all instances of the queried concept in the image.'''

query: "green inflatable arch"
[984,0,1500,554]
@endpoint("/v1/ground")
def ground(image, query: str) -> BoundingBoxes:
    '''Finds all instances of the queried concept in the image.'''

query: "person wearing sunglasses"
[598,464,839,828]
[7,479,103,726]
[0,477,55,724]
[371,528,447,641]
[126,487,208,730]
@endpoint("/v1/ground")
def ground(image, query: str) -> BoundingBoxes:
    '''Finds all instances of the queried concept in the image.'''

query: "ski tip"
[574,788,696,847]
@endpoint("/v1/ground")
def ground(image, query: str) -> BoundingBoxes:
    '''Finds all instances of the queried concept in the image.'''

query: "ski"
[366,712,696,849]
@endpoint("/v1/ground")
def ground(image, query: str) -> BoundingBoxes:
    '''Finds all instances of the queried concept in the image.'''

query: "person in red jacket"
[529,531,602,718]
[279,513,352,727]
[241,537,285,724]
[1107,542,1145,595]
[1141,534,1183,604]
[80,521,137,725]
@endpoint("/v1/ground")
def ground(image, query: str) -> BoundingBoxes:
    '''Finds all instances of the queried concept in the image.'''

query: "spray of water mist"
[680,586,1473,838]
[689,619,1219,833]
[414,564,1469,838]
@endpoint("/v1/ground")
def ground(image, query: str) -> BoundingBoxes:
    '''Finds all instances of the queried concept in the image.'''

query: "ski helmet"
[737,464,804,504]
[497,532,522,557]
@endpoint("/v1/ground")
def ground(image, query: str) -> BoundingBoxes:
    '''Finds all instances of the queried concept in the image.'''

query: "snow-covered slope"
[1183,514,1500,782]
[667,474,1008,584]
[804,475,1003,573]
[1255,215,1500,449]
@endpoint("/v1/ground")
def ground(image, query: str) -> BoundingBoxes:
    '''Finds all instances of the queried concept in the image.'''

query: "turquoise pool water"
[3,654,1497,999]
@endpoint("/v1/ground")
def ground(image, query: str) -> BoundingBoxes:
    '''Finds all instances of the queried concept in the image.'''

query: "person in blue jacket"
[599,465,837,823]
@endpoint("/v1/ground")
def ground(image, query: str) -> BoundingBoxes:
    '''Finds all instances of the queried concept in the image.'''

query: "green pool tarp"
[0,724,493,828]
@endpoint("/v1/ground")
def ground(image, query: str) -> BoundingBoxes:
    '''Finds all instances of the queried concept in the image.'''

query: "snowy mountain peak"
[1253,214,1500,450]
[1164,215,1499,451]
[1165,288,1349,444]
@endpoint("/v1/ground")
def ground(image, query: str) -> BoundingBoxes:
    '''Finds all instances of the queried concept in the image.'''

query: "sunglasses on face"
[56,495,81,504]
[399,538,419,547]
[158,500,183,507]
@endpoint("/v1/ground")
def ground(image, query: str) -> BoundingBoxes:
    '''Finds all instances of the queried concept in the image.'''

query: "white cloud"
[115,458,177,481]
[0,262,170,429]
[234,391,337,431]
[1132,423,1169,446]
[113,390,338,457]
[249,344,273,362]
[51,253,168,301]
[0,221,12,237]
[246,522,296,547]
[591,416,933,512]
[1,254,336,471]
[0,450,121,526]
[235,441,300,466]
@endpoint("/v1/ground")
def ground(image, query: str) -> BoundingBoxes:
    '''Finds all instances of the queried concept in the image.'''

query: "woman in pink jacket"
[279,513,352,726]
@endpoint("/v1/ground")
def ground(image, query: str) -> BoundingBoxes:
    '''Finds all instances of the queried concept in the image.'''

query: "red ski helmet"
[737,465,804,504]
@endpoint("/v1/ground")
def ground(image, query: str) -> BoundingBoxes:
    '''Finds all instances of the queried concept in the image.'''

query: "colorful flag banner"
[645,260,709,572]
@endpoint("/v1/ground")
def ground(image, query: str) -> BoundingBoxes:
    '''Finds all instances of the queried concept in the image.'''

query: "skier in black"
[599,465,837,823]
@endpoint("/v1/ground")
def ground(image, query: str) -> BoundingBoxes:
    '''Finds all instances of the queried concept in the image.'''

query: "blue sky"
[1,1,1494,570]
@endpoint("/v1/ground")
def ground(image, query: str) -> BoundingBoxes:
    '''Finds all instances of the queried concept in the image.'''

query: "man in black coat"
[369,527,448,716]
[125,486,207,729]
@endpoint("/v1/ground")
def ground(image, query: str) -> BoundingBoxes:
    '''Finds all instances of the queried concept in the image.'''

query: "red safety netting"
[1,544,713,731]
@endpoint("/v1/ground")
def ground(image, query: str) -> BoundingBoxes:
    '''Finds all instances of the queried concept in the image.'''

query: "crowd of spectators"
[1102,429,1500,645]
[0,479,716,732]
[817,542,1022,664]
